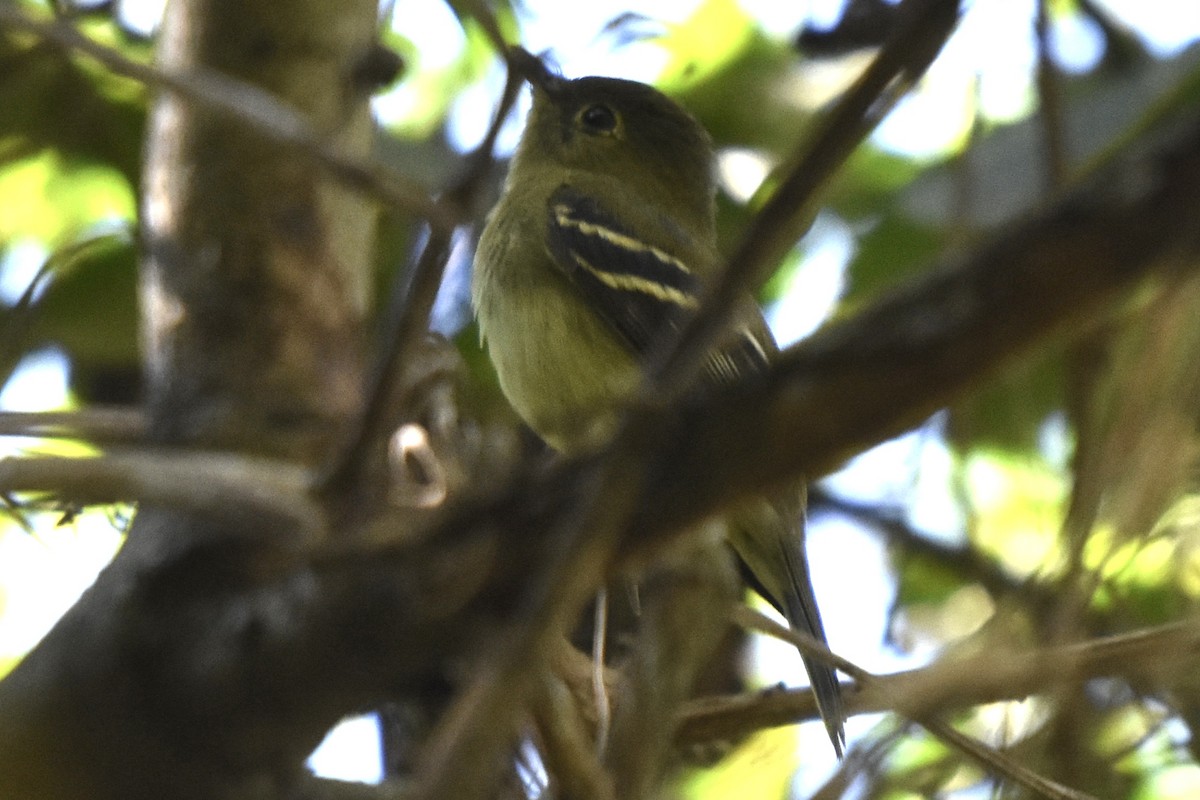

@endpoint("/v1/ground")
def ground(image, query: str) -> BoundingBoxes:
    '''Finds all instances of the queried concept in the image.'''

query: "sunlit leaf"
[677,725,799,800]
[962,450,1068,579]
[25,235,139,373]
[0,152,134,245]
[1132,765,1200,800]
[657,0,754,89]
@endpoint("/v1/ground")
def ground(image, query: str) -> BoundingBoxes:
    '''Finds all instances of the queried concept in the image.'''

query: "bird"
[471,51,845,756]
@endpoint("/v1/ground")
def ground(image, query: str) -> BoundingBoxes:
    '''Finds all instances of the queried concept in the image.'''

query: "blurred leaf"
[961,451,1068,580]
[26,234,139,371]
[1084,529,1191,625]
[658,0,755,90]
[0,15,147,183]
[894,551,978,607]
[877,730,962,798]
[824,145,925,220]
[677,725,798,800]
[671,24,815,155]
[0,151,134,246]
[1133,765,1200,800]
[948,345,1066,454]
[841,214,941,308]
[758,244,804,306]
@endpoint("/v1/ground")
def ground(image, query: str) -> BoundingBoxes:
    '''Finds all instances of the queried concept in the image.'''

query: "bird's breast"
[474,214,641,451]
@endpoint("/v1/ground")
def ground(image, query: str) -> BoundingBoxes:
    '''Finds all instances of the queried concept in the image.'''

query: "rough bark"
[0,2,378,798]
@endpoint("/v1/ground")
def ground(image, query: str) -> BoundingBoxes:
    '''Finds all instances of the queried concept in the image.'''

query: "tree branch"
[677,618,1200,745]
[0,5,452,230]
[650,0,961,395]
[636,98,1200,540]
[0,451,319,539]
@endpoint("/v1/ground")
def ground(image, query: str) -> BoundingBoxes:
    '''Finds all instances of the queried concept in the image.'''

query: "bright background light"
[3,0,1200,794]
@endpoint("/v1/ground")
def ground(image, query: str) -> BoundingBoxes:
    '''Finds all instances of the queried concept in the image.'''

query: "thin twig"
[923,719,1097,800]
[733,606,1101,800]
[0,409,146,444]
[808,727,902,800]
[682,615,1200,743]
[411,415,675,800]
[0,450,321,541]
[1034,0,1069,188]
[0,6,453,229]
[532,670,617,800]
[0,233,131,390]
[592,587,611,756]
[317,36,524,496]
[646,0,962,397]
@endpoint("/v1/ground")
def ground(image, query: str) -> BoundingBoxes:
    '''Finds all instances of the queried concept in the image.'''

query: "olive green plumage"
[472,66,845,755]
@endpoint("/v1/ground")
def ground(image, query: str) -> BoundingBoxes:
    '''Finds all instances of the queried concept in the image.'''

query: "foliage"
[2,0,1200,798]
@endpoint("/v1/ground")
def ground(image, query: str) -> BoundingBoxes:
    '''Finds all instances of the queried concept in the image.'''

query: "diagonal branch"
[0,5,453,229]
[0,451,320,540]
[649,0,962,397]
[633,97,1200,542]
[730,607,1100,800]
[678,618,1200,744]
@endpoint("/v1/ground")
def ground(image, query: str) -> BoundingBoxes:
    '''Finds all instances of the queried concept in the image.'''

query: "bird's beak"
[507,47,567,99]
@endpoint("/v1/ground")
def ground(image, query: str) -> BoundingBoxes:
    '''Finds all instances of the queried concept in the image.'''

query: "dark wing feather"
[545,185,699,357]
[545,185,767,383]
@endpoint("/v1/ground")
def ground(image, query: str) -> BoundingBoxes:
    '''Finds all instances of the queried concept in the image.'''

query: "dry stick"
[317,49,524,496]
[411,426,668,800]
[450,0,511,56]
[690,612,1200,795]
[732,606,1100,800]
[0,409,147,444]
[0,6,452,231]
[646,0,962,399]
[1032,9,1106,792]
[0,451,319,540]
[682,613,1200,745]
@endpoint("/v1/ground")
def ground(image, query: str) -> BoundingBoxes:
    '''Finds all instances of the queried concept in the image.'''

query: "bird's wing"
[545,185,699,358]
[546,185,775,383]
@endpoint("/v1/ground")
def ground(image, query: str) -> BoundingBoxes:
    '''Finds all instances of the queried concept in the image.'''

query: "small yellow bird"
[472,54,845,755]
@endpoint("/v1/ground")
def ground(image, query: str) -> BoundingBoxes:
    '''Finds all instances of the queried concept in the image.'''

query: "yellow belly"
[473,214,641,452]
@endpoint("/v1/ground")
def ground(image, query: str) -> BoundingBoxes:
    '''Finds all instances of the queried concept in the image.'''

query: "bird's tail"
[731,491,845,756]
[774,511,845,757]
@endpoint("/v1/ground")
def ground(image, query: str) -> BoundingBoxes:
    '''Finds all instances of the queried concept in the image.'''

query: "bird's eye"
[579,103,618,134]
